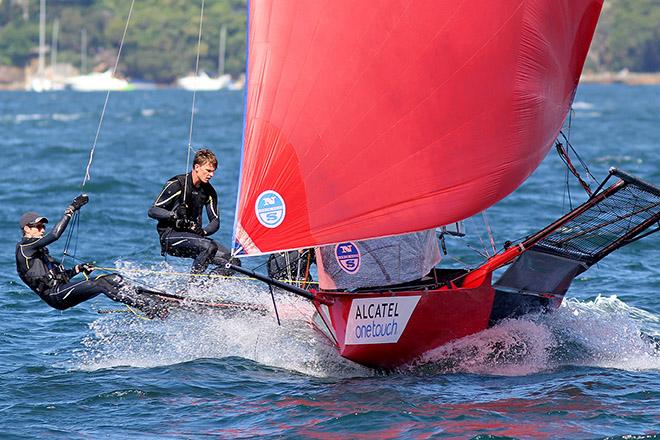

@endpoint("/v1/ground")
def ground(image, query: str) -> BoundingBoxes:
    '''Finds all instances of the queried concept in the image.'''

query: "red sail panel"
[234,0,603,255]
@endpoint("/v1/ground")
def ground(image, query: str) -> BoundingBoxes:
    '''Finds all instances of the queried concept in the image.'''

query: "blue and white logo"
[255,190,286,228]
[335,242,361,274]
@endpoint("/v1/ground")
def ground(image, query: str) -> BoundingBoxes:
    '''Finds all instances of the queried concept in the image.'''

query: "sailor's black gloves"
[75,262,94,275]
[190,223,205,236]
[173,218,205,236]
[174,204,188,220]
[172,204,204,235]
[174,218,203,235]
[175,218,196,231]
[70,194,89,211]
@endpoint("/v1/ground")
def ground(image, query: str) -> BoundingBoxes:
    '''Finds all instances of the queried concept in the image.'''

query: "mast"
[80,28,87,74]
[218,25,226,76]
[21,0,29,20]
[37,0,46,81]
[50,18,59,70]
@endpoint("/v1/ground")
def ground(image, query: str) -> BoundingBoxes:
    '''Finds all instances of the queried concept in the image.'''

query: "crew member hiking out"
[148,149,240,276]
[15,195,169,319]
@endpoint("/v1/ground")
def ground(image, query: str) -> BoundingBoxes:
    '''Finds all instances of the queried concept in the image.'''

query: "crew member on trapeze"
[15,195,169,319]
[148,148,240,276]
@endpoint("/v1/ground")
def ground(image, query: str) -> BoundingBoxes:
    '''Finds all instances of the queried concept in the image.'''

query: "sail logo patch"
[345,296,421,345]
[335,242,361,274]
[255,190,286,228]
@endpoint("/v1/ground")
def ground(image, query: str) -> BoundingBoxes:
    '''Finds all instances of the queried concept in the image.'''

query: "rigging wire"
[556,106,598,212]
[183,0,206,205]
[77,261,320,285]
[481,210,497,256]
[62,210,81,265]
[559,130,598,183]
[562,109,575,211]
[81,0,135,188]
[64,0,135,261]
[467,216,491,258]
[563,155,573,212]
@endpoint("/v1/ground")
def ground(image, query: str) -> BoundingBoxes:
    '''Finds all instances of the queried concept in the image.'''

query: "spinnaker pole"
[225,263,318,301]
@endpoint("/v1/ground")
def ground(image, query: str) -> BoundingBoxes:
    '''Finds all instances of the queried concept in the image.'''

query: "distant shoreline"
[580,71,660,85]
[1,72,659,91]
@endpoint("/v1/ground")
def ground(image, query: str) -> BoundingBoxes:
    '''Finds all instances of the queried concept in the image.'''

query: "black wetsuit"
[148,173,239,274]
[15,212,167,315]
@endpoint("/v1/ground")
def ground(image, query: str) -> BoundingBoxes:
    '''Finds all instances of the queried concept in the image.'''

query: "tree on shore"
[585,0,659,72]
[0,0,246,83]
[0,0,658,81]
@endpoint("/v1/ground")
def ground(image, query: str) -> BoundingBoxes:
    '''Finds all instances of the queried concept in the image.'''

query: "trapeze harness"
[148,173,239,274]
[15,212,166,314]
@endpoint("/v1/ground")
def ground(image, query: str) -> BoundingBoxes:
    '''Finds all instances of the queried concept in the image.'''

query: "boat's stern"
[311,275,495,369]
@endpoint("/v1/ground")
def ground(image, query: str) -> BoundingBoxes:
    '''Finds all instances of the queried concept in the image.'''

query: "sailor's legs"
[45,274,168,318]
[161,231,240,275]
[45,278,105,309]
[99,274,169,318]
[209,241,241,276]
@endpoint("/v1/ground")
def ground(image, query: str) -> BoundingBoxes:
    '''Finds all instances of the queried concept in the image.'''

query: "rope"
[557,141,592,196]
[91,265,319,285]
[559,131,598,183]
[183,0,206,205]
[467,216,490,258]
[81,0,135,188]
[481,210,496,256]
[61,210,79,263]
[67,0,134,262]
[123,304,151,320]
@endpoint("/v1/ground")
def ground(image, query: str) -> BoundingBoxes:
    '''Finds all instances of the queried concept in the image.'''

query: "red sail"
[233,0,602,255]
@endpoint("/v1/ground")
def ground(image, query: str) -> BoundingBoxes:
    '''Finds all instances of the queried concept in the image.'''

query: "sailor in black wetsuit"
[15,195,169,318]
[148,149,240,275]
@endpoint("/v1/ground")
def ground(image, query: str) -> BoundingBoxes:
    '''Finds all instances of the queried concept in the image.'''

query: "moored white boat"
[27,77,52,93]
[176,72,231,91]
[67,70,131,92]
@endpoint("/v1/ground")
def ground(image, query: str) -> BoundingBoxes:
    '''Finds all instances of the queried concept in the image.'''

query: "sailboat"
[27,0,51,92]
[177,25,231,91]
[177,71,231,91]
[223,0,659,369]
[67,69,131,92]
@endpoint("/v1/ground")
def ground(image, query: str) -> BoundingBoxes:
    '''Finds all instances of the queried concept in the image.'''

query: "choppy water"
[0,85,658,439]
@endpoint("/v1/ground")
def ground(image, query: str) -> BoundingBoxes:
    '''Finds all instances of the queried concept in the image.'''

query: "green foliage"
[99,0,247,81]
[0,0,656,79]
[604,0,660,71]
[0,19,38,66]
[0,0,246,83]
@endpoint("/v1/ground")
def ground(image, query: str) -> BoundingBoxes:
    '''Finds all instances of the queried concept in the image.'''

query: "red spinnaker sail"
[233,0,602,255]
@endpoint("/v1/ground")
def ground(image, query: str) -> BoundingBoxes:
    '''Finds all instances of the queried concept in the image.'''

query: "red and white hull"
[312,275,498,369]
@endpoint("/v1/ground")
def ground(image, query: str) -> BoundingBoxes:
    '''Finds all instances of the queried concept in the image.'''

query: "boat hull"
[312,274,507,369]
[303,169,659,370]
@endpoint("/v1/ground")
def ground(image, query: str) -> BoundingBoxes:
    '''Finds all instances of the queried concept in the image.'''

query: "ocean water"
[0,85,658,439]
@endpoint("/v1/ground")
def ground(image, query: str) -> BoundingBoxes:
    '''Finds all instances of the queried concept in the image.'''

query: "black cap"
[19,212,48,229]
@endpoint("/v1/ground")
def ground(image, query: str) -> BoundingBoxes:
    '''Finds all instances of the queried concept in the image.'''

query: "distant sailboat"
[27,0,51,92]
[47,18,66,90]
[177,71,231,91]
[177,25,231,91]
[67,69,131,92]
[65,22,132,92]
